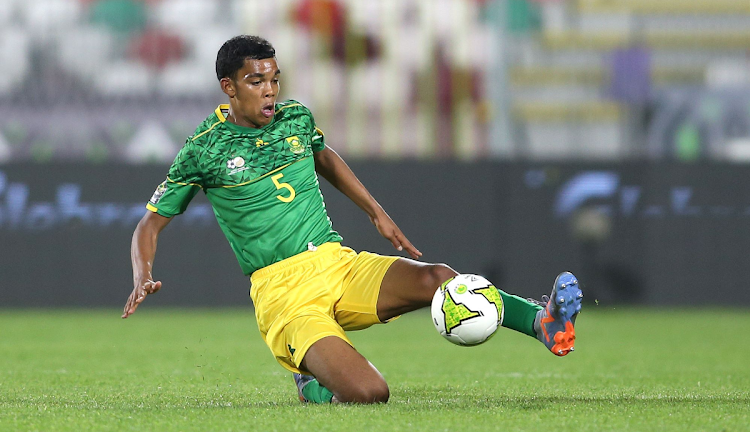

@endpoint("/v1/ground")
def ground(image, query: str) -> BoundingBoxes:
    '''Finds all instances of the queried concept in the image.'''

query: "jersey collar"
[215,104,276,134]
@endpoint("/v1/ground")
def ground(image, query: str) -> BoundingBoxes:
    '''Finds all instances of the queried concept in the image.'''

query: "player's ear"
[220,77,236,97]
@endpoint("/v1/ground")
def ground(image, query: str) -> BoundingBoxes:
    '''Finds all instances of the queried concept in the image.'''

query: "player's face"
[222,58,280,129]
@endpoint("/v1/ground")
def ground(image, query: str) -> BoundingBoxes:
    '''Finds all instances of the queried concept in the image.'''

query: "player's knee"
[366,381,390,404]
[423,263,458,292]
[363,381,390,404]
[408,264,458,307]
[340,381,390,404]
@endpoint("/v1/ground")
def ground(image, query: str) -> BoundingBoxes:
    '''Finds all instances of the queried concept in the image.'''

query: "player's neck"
[227,106,262,129]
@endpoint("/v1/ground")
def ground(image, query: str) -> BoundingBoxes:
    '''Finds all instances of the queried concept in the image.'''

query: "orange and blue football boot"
[293,373,314,403]
[533,271,583,356]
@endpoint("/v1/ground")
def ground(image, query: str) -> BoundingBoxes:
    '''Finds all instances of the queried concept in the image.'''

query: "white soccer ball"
[430,274,504,346]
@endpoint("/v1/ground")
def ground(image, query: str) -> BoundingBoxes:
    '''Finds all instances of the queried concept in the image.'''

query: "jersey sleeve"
[145,141,203,218]
[306,108,326,153]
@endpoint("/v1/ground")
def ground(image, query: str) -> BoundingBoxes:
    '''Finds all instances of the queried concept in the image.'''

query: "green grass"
[0,308,748,431]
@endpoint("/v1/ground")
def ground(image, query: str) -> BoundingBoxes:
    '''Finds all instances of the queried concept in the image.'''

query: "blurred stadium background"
[2,0,750,307]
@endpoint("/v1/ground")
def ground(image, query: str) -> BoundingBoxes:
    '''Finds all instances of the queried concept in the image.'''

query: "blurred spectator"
[293,0,346,60]
[89,0,147,35]
[609,44,652,155]
[674,123,702,161]
[507,0,541,34]
[128,29,186,69]
[4,0,750,163]
[294,0,345,38]
[609,45,651,105]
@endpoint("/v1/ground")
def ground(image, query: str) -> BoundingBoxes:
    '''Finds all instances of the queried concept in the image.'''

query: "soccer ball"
[430,274,504,346]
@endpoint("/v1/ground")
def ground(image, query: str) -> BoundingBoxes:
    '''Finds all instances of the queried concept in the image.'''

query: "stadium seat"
[156,60,218,97]
[577,0,750,14]
[181,25,241,67]
[705,59,750,89]
[344,0,383,37]
[152,0,220,31]
[19,0,83,41]
[55,26,115,81]
[92,60,154,97]
[0,28,31,96]
[341,63,381,108]
[539,0,568,33]
[509,66,705,87]
[515,101,624,159]
[577,12,633,35]
[229,0,294,33]
[384,23,433,71]
[0,0,19,26]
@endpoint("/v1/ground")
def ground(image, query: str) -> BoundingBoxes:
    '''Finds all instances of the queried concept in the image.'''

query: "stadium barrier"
[1,162,748,307]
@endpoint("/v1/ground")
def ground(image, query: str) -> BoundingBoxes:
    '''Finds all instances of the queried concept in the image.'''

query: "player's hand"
[370,212,422,260]
[122,279,162,318]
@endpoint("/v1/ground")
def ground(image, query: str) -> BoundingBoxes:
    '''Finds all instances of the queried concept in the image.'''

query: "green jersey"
[146,100,343,275]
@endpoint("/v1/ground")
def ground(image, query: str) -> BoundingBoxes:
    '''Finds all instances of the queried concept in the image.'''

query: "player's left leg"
[376,258,582,354]
[533,271,583,356]
[374,258,458,321]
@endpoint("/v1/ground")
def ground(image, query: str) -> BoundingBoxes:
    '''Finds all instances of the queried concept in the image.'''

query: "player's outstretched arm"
[313,146,422,259]
[122,211,172,318]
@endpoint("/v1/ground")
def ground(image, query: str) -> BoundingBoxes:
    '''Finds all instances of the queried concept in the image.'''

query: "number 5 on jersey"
[272,173,296,202]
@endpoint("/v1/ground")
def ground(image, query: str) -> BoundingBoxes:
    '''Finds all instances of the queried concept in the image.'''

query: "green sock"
[497,290,543,338]
[301,378,334,404]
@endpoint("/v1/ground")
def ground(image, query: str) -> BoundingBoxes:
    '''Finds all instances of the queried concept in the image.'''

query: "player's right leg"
[249,243,390,404]
[296,335,389,404]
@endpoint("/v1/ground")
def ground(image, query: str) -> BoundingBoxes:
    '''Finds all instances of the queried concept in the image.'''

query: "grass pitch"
[1,307,748,431]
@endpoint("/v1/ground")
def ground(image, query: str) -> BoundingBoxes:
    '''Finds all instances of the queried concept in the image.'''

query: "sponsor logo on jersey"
[255,138,269,148]
[227,156,249,175]
[149,181,167,204]
[286,136,305,154]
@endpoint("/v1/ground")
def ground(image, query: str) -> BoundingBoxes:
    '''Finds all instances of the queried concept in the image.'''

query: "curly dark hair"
[215,35,276,81]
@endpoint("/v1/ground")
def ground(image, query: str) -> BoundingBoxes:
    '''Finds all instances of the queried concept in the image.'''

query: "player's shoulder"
[274,99,314,120]
[184,104,238,158]
[188,105,229,143]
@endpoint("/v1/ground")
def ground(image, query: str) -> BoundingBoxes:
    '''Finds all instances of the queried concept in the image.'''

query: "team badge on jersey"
[227,156,249,175]
[286,136,305,154]
[149,181,167,204]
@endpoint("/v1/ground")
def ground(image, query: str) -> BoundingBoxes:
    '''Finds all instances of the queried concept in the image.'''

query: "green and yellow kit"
[146,100,343,275]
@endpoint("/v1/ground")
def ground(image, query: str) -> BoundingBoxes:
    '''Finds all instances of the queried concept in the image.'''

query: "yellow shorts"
[249,242,399,374]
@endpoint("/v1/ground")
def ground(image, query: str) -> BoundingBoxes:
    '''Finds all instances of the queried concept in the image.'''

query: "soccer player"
[122,35,583,404]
